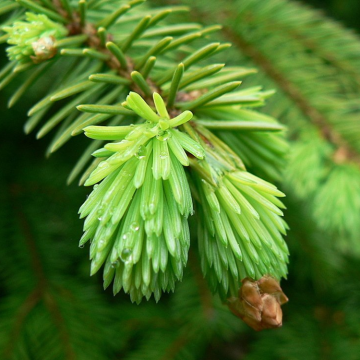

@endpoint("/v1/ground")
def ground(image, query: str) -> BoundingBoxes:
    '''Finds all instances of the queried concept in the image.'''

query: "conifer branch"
[174,1,360,167]
[279,28,360,87]
[8,185,75,360]
[3,288,41,359]
[163,0,360,248]
[1,0,360,357]
[221,26,360,167]
[0,0,289,322]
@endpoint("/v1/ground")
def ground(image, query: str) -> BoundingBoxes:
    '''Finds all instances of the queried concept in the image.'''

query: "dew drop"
[130,222,140,232]
[157,131,170,142]
[136,145,146,159]
[79,244,84,248]
[120,248,133,263]
[111,260,119,268]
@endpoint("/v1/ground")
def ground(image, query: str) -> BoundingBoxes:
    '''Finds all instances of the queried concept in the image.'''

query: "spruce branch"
[0,0,289,324]
[221,25,360,167]
[2,0,360,357]
[0,176,126,359]
[78,92,203,302]
[175,0,360,168]
[170,0,360,250]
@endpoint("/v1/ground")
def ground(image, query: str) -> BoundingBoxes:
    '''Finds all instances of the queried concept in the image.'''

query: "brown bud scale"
[227,275,288,331]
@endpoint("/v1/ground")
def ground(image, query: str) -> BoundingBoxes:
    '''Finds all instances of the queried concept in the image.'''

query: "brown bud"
[228,297,263,331]
[240,279,263,310]
[242,300,262,322]
[261,294,283,328]
[258,275,282,294]
[258,275,289,305]
[31,36,57,64]
[278,292,289,305]
[241,314,265,332]
[227,275,288,331]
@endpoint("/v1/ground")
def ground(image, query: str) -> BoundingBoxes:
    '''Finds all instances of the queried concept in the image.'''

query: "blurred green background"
[305,0,360,30]
[1,0,360,359]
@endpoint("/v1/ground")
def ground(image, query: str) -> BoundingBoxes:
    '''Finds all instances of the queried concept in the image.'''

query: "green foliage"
[4,12,67,63]
[313,164,360,245]
[79,93,201,302]
[196,168,289,298]
[177,0,360,252]
[0,152,127,360]
[0,142,244,359]
[0,0,289,303]
[1,0,360,358]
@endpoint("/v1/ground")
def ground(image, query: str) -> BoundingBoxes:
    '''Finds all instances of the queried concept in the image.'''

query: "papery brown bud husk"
[31,36,57,63]
[240,280,263,310]
[227,276,288,331]
[258,275,289,305]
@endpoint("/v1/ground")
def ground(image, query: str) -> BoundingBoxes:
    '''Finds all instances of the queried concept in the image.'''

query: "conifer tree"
[1,0,359,359]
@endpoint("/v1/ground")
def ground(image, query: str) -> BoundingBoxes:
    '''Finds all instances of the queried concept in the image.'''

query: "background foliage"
[1,0,360,359]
